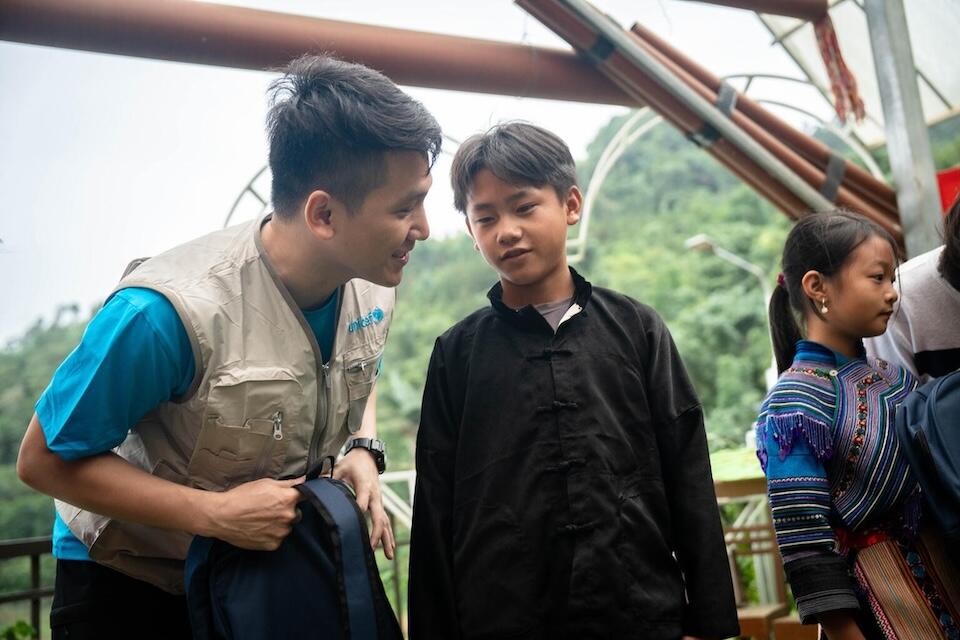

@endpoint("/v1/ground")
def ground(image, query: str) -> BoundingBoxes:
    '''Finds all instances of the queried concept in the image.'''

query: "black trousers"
[51,560,191,640]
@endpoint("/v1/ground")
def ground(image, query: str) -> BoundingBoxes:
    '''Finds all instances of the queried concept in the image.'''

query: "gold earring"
[820,298,828,314]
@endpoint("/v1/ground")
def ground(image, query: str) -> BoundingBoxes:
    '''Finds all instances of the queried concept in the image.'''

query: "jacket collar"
[486,267,593,333]
[794,339,866,368]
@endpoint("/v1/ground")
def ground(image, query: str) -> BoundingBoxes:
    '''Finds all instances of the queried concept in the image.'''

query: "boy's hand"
[202,476,304,550]
[334,448,396,560]
[819,611,866,640]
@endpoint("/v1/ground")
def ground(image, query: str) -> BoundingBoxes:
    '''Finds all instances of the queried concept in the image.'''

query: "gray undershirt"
[534,297,574,332]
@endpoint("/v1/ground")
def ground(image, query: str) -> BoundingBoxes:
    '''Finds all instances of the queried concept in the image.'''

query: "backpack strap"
[298,478,378,640]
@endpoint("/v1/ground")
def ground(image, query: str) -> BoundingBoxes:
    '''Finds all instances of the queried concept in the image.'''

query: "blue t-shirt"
[36,286,341,560]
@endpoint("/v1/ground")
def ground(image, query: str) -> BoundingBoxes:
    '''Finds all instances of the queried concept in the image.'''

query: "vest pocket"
[344,350,382,433]
[189,370,300,490]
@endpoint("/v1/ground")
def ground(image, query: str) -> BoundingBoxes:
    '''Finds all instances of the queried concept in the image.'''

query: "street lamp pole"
[685,234,778,390]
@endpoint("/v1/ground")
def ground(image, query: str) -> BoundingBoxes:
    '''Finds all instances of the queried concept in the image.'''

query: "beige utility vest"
[55,216,395,593]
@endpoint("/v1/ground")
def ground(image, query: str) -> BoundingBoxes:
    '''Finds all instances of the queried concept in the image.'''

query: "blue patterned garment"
[755,340,920,623]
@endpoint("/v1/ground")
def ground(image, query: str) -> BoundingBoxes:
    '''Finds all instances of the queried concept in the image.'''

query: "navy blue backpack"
[185,469,403,640]
[895,369,960,547]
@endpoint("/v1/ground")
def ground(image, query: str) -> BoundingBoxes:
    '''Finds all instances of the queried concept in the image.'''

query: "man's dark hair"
[267,55,442,217]
[450,122,578,214]
[939,193,960,291]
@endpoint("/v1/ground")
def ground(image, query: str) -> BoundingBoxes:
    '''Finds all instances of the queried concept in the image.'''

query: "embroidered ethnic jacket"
[408,269,739,640]
[755,340,919,623]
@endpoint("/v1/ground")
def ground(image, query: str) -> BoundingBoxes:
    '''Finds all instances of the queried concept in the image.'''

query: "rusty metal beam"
[681,0,827,21]
[0,0,641,108]
[517,0,903,244]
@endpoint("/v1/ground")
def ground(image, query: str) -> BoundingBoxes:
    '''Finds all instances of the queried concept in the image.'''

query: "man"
[17,54,441,638]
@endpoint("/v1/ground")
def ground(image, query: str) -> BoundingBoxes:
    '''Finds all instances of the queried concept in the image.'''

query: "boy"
[408,123,738,639]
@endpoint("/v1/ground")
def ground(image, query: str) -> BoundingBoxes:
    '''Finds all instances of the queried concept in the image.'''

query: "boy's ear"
[303,190,336,241]
[463,216,475,240]
[564,186,583,226]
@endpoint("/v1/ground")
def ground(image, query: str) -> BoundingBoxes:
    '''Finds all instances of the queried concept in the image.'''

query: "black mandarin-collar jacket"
[408,270,739,640]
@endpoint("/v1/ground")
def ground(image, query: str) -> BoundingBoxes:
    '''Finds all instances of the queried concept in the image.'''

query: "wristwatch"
[343,437,387,474]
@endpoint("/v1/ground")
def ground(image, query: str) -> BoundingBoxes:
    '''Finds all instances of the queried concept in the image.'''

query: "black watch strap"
[343,437,386,474]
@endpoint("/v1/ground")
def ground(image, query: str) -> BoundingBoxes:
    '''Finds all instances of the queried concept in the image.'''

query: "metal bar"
[31,554,41,639]
[756,99,885,178]
[551,0,837,214]
[864,0,942,257]
[0,0,639,109]
[518,0,814,218]
[770,16,813,45]
[619,21,900,233]
[756,15,837,107]
[680,0,827,21]
[0,587,55,606]
[630,24,899,213]
[0,537,52,560]
[388,513,404,631]
[767,0,854,45]
[724,72,814,86]
[916,68,953,111]
[572,108,661,264]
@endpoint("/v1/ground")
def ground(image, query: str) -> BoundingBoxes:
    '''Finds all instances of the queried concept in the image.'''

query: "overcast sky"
[0,0,831,343]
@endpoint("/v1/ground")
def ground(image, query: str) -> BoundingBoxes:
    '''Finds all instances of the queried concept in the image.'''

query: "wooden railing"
[0,537,53,639]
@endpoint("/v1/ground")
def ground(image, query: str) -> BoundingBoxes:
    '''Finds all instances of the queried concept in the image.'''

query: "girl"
[755,211,960,640]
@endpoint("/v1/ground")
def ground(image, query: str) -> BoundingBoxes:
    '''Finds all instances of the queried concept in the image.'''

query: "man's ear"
[303,190,336,240]
[565,186,583,226]
[801,270,830,306]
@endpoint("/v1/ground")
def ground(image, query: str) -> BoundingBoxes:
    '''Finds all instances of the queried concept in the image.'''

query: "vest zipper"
[307,363,332,470]
[253,410,283,478]
[272,410,284,440]
[322,362,332,388]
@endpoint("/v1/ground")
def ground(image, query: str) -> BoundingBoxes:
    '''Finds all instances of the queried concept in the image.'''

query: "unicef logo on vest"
[347,307,385,333]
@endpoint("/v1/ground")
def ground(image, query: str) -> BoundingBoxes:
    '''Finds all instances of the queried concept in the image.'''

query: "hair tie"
[776,272,786,288]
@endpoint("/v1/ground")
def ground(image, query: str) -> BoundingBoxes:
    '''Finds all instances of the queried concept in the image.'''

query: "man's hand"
[334,448,395,559]
[201,477,304,550]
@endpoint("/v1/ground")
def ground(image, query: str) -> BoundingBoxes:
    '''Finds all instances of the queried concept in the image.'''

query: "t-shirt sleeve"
[35,287,195,461]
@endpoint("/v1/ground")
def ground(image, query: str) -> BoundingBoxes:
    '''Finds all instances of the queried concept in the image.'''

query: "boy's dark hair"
[769,210,899,373]
[450,122,578,214]
[267,55,442,217]
[939,194,960,291]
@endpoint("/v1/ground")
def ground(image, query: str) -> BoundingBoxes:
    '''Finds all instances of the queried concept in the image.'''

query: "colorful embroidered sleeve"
[756,376,860,622]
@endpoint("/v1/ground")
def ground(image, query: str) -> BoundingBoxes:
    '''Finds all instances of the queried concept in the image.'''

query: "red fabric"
[835,527,888,550]
[938,167,960,214]
[814,15,865,124]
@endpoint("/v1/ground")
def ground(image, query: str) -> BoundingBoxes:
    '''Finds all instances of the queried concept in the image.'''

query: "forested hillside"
[2,111,958,547]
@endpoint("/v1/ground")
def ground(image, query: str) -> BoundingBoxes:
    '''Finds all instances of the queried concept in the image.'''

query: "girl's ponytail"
[769,284,801,374]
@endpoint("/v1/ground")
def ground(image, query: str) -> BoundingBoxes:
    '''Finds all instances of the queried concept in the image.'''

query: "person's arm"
[15,289,302,550]
[408,338,460,639]
[757,395,861,631]
[819,612,866,640]
[18,415,301,549]
[641,311,740,639]
[333,387,396,559]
